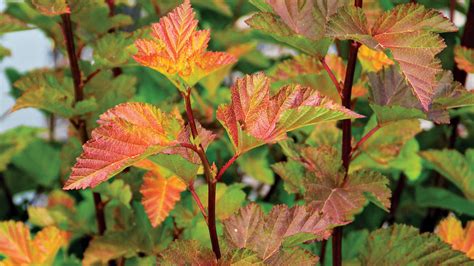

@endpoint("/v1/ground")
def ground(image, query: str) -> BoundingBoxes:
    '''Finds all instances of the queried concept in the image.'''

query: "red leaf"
[64,103,182,190]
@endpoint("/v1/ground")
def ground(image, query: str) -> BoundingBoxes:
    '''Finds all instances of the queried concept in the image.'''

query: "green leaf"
[84,71,136,127]
[0,45,11,61]
[416,187,474,216]
[92,179,132,207]
[70,1,132,41]
[84,201,174,263]
[247,0,346,57]
[13,70,97,117]
[245,12,331,56]
[196,183,246,220]
[82,231,136,265]
[147,154,200,184]
[192,0,232,17]
[124,256,156,266]
[238,147,275,185]
[420,149,474,200]
[281,232,317,248]
[272,159,305,194]
[11,139,60,187]
[358,224,471,264]
[219,248,263,265]
[0,13,30,33]
[0,126,41,172]
[359,116,420,162]
[92,32,137,68]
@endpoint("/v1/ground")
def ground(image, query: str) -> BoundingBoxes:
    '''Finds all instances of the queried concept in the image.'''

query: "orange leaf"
[0,221,33,264]
[63,102,182,190]
[0,221,66,265]
[47,190,76,209]
[140,172,187,227]
[454,45,474,74]
[358,45,394,72]
[32,227,68,264]
[436,215,474,259]
[133,0,236,88]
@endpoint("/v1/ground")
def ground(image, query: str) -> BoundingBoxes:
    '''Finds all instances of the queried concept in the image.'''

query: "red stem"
[350,124,381,159]
[333,1,362,265]
[83,69,101,86]
[179,142,200,154]
[61,13,106,235]
[320,57,343,98]
[189,181,208,224]
[182,89,221,259]
[215,154,239,182]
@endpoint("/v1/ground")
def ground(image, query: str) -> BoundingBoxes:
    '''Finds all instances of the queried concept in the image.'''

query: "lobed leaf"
[217,72,362,155]
[303,146,391,223]
[436,214,474,259]
[140,172,186,227]
[359,224,471,264]
[245,12,330,56]
[92,32,137,68]
[0,221,66,265]
[12,70,97,118]
[327,3,457,110]
[368,66,474,124]
[454,45,474,74]
[246,0,346,56]
[133,0,236,88]
[223,203,333,262]
[276,144,391,223]
[63,102,183,190]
